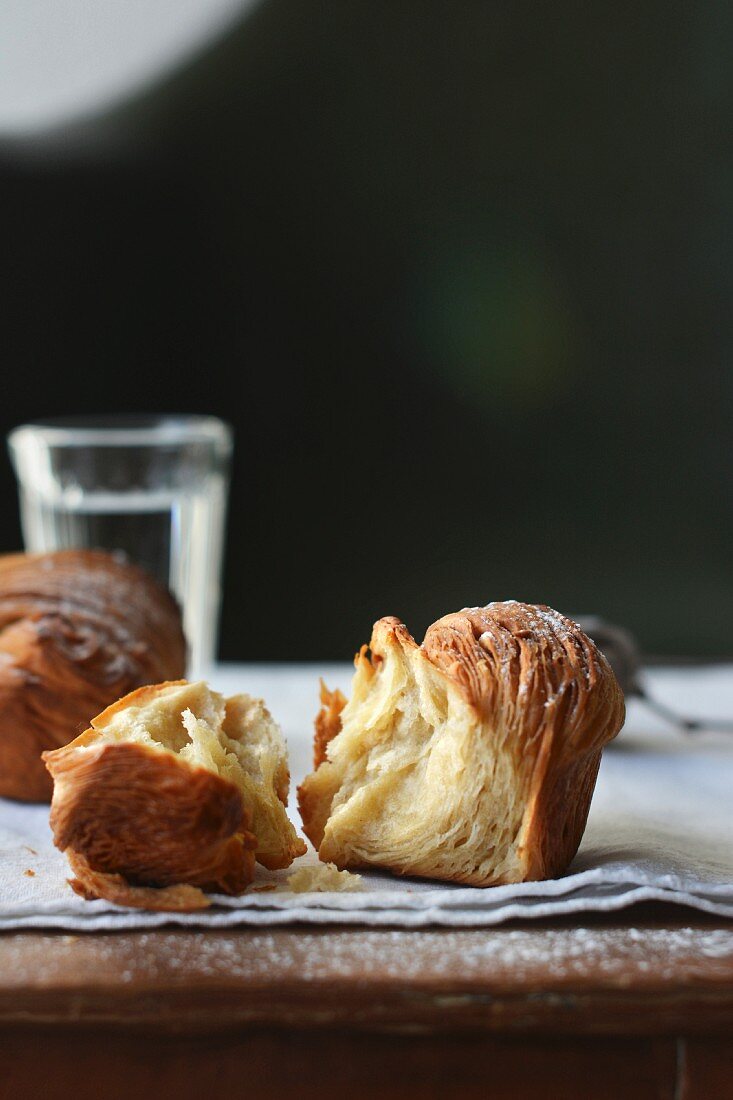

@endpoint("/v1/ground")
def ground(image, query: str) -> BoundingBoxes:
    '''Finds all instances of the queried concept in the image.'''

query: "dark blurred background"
[1,1,731,660]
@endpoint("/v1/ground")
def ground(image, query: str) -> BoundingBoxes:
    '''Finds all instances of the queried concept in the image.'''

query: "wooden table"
[1,905,731,1100]
[2,664,732,1098]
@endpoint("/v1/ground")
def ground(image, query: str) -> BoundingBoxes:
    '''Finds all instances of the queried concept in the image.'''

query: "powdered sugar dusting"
[466,602,583,642]
[2,926,731,988]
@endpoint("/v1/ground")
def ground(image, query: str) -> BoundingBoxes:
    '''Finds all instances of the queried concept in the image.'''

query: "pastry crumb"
[286,862,362,893]
[24,869,35,877]
[252,884,277,893]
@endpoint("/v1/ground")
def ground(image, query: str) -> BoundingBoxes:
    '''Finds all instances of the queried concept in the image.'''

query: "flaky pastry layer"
[44,679,305,909]
[298,602,625,886]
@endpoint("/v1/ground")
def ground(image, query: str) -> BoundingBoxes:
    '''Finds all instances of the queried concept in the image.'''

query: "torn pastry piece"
[298,602,625,886]
[43,680,305,909]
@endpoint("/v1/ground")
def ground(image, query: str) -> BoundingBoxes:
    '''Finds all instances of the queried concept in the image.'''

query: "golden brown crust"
[424,602,624,758]
[424,603,624,880]
[313,679,348,768]
[300,601,625,886]
[370,617,419,662]
[44,736,257,896]
[66,850,212,912]
[422,602,616,739]
[0,550,187,802]
[296,775,331,852]
[518,747,603,881]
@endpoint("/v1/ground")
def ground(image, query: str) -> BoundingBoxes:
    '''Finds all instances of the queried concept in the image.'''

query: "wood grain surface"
[2,906,732,1033]
[1,905,731,1099]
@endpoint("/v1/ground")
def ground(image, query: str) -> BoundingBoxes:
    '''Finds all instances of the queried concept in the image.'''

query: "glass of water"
[7,415,232,674]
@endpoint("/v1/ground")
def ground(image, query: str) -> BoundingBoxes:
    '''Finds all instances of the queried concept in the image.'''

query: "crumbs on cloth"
[286,862,362,893]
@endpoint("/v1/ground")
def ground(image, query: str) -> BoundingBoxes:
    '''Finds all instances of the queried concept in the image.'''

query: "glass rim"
[8,415,233,450]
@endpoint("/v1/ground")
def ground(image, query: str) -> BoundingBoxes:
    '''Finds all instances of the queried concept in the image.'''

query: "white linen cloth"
[1,663,731,929]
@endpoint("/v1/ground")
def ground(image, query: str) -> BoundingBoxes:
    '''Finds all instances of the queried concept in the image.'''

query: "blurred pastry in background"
[0,549,186,801]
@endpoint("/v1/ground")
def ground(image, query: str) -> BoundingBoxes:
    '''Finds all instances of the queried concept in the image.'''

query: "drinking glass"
[7,415,233,674]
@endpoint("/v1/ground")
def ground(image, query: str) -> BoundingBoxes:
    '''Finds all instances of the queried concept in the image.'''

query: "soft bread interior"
[93,680,305,870]
[299,636,528,885]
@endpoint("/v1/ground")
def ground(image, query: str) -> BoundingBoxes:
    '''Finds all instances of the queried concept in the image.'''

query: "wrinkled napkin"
[1,663,731,929]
